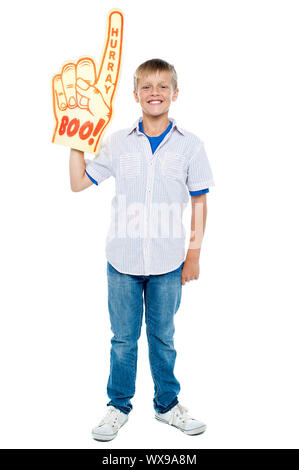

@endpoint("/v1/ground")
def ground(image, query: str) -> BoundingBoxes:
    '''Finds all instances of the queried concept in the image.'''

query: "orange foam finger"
[51,9,124,154]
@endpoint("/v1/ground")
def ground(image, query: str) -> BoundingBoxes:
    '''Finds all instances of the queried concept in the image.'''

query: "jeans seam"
[145,284,161,399]
[133,296,143,380]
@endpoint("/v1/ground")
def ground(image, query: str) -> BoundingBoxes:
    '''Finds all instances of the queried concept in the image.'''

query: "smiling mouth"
[147,100,163,105]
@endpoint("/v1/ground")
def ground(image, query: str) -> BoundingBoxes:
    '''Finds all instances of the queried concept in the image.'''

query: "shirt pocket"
[160,152,186,181]
[119,153,141,178]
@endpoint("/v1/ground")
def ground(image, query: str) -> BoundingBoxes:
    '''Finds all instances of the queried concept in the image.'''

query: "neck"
[142,114,170,137]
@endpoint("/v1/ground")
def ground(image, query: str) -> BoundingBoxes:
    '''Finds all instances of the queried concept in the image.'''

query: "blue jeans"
[106,261,183,415]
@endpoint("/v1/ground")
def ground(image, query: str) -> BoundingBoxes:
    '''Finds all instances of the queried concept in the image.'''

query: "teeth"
[149,101,162,104]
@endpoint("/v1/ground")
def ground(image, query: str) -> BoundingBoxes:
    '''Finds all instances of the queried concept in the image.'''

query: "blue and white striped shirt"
[85,116,215,275]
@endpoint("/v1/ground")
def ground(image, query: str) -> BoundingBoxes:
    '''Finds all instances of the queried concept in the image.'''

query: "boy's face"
[133,70,179,118]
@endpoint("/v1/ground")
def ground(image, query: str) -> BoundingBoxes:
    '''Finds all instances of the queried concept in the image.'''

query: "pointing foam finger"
[96,9,124,108]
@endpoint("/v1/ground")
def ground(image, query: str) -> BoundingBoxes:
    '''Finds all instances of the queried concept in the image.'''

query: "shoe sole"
[92,417,128,442]
[92,433,117,442]
[155,416,207,436]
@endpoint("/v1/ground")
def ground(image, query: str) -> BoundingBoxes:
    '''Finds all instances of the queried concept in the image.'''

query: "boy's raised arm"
[69,148,93,192]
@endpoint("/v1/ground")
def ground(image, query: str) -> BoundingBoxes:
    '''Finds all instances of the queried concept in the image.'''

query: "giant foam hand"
[52,9,123,154]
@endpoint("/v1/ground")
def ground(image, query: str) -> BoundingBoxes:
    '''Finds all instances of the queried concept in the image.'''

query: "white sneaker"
[92,405,129,441]
[155,403,207,436]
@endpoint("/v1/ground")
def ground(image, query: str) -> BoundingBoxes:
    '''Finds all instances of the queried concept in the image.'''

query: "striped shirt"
[85,116,215,275]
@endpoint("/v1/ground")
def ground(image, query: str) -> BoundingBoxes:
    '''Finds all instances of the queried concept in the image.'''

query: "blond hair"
[134,58,178,92]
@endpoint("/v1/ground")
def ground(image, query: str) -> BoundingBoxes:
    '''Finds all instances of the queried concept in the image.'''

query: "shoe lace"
[99,407,121,428]
[169,404,192,426]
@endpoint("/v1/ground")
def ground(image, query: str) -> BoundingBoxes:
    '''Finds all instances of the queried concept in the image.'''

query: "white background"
[1,0,299,449]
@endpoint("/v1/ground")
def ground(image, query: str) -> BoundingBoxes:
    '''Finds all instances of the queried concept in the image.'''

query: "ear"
[133,90,139,103]
[172,88,179,102]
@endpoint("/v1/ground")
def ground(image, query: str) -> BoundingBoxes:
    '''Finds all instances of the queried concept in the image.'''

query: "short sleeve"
[186,141,215,193]
[84,136,113,185]
[189,188,209,196]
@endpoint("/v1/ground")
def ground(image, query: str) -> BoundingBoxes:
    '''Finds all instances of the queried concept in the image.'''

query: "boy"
[70,59,215,441]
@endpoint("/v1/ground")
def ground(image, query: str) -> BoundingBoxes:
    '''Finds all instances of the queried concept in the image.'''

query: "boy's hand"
[51,9,123,154]
[181,258,200,286]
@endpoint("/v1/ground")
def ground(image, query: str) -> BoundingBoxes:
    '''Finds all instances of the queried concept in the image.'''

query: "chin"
[144,108,168,117]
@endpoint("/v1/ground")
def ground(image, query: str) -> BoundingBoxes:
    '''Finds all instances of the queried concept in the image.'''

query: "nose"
[151,86,160,95]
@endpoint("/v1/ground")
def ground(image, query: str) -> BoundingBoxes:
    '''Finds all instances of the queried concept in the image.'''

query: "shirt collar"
[127,116,185,136]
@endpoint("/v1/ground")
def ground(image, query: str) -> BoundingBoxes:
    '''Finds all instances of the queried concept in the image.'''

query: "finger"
[96,9,124,108]
[61,63,77,109]
[76,58,96,108]
[75,78,110,119]
[76,78,104,101]
[53,74,67,111]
